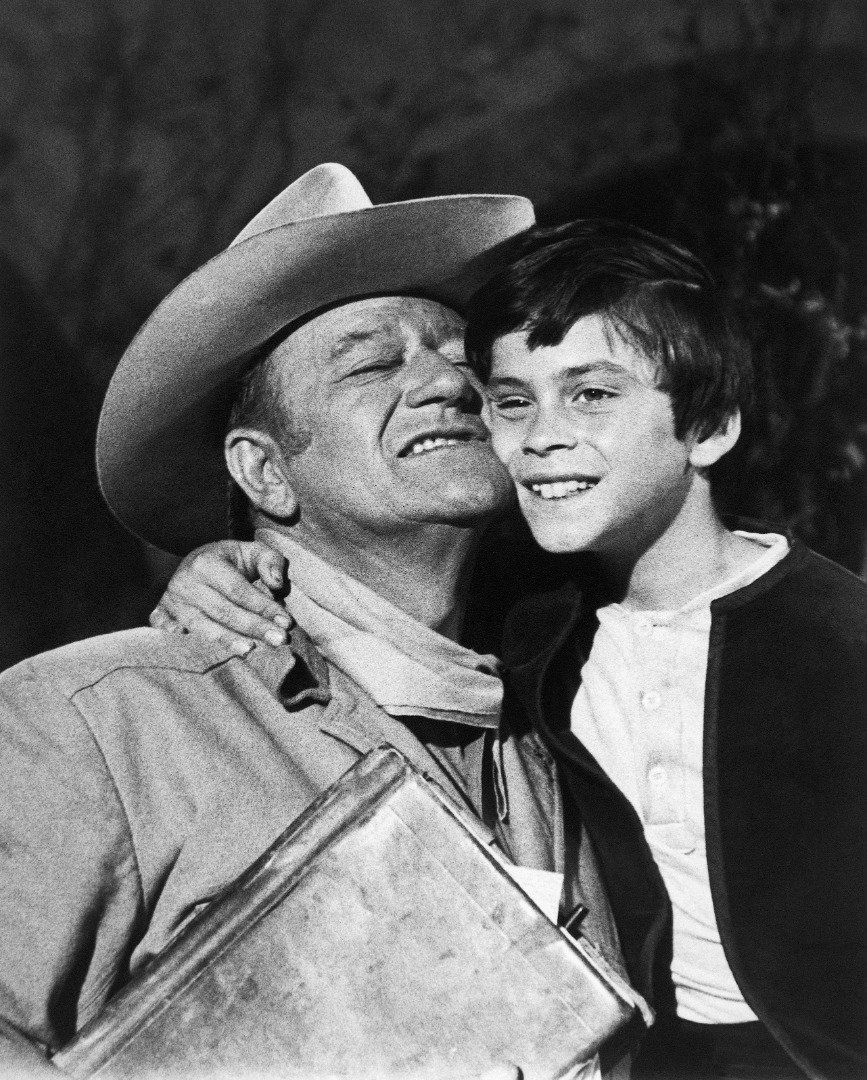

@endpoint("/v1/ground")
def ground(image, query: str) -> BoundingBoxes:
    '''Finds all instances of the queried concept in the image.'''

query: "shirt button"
[641,689,662,711]
[648,765,667,787]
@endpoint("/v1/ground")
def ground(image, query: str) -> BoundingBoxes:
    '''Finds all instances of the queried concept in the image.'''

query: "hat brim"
[96,194,533,555]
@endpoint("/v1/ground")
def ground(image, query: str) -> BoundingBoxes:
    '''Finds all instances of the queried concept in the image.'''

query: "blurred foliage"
[0,257,153,670]
[0,0,327,386]
[718,174,866,573]
[669,0,866,573]
[339,0,586,200]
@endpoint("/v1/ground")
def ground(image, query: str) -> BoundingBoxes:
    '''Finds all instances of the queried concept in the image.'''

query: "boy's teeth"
[530,479,594,499]
[409,436,461,455]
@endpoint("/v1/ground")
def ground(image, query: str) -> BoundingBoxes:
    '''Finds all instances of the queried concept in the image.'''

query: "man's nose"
[404,352,478,409]
[521,405,580,457]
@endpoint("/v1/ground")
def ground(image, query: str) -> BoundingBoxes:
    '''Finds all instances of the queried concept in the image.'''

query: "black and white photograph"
[1,2,864,1077]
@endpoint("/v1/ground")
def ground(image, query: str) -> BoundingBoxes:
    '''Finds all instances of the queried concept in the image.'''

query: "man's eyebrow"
[329,325,395,360]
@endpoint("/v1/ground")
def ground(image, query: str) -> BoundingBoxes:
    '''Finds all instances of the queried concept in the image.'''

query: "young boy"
[462,221,865,1080]
[154,221,865,1079]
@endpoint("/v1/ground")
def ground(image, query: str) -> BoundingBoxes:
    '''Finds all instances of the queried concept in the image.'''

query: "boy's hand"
[150,540,292,656]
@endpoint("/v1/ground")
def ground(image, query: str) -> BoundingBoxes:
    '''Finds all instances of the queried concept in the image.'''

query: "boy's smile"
[485,314,700,556]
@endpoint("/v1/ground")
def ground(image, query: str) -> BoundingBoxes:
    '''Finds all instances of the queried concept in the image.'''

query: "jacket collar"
[501,578,587,742]
[243,627,332,709]
[244,627,500,830]
[709,536,806,614]
[243,627,448,768]
[237,631,374,759]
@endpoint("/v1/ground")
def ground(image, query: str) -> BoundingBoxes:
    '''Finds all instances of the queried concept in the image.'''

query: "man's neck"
[594,482,762,612]
[262,522,480,641]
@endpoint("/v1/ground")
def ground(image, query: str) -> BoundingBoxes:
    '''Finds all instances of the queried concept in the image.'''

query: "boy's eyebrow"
[485,375,530,390]
[556,360,632,381]
[486,359,632,387]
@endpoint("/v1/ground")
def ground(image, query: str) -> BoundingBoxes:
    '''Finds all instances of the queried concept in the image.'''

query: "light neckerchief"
[257,529,503,729]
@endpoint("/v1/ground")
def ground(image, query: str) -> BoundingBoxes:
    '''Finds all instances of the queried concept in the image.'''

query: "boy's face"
[485,313,700,556]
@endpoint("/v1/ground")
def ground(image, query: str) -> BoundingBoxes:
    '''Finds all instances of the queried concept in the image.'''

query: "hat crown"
[230,163,373,247]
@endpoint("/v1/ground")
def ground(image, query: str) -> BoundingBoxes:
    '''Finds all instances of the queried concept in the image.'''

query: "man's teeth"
[530,480,596,500]
[408,436,465,455]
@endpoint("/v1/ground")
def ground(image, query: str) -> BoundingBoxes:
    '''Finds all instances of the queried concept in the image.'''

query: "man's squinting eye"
[344,352,404,378]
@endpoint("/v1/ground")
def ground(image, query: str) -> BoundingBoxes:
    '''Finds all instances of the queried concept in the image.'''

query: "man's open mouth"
[524,478,599,500]
[399,430,486,457]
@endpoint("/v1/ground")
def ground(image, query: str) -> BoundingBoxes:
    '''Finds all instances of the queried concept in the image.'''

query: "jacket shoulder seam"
[62,690,147,918]
[58,652,237,698]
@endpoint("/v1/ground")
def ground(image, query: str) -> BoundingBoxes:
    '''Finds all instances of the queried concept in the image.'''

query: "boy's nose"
[521,409,579,456]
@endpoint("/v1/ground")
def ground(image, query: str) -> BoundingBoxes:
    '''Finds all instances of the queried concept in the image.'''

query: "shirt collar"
[257,529,503,730]
[606,531,790,622]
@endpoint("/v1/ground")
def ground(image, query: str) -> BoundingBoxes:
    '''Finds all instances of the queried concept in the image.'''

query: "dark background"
[1,0,864,671]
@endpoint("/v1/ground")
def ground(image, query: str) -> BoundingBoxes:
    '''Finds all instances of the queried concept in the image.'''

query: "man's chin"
[408,480,514,528]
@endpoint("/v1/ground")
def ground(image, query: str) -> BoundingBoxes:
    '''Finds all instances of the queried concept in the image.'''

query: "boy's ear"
[688,410,741,469]
[224,428,299,520]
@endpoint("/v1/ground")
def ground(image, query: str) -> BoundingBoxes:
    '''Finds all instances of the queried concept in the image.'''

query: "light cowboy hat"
[96,163,535,555]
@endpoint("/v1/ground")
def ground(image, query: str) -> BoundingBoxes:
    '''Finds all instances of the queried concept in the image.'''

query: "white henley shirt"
[570,531,789,1024]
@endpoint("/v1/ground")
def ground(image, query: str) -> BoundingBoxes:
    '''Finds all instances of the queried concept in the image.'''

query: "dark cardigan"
[502,541,866,1080]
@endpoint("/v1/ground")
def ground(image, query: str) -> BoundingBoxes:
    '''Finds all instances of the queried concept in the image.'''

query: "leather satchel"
[55,746,651,1079]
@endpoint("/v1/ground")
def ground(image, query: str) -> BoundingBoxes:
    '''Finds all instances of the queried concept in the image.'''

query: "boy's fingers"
[180,615,256,656]
[149,608,190,637]
[181,555,291,628]
[166,583,288,646]
[228,540,288,593]
[216,571,292,628]
[239,542,289,593]
[149,605,170,629]
[155,541,291,649]
[210,627,256,656]
[154,602,257,656]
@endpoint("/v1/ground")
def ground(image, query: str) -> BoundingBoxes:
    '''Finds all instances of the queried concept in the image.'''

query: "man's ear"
[224,428,299,520]
[688,410,741,469]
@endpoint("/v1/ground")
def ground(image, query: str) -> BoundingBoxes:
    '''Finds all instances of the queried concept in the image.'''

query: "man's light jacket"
[0,625,616,1070]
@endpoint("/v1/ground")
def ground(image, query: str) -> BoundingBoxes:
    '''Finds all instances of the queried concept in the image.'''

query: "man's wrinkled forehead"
[282,295,466,364]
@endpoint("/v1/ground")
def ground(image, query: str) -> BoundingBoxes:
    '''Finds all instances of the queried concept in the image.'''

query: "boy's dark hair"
[465,219,754,442]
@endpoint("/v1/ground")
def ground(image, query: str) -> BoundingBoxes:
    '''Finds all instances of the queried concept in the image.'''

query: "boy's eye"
[573,387,615,404]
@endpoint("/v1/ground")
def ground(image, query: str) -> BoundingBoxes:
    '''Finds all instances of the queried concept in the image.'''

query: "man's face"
[269,296,514,546]
[484,313,695,555]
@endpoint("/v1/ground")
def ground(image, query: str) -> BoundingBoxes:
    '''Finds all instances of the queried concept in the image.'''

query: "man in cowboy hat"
[0,164,623,1074]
